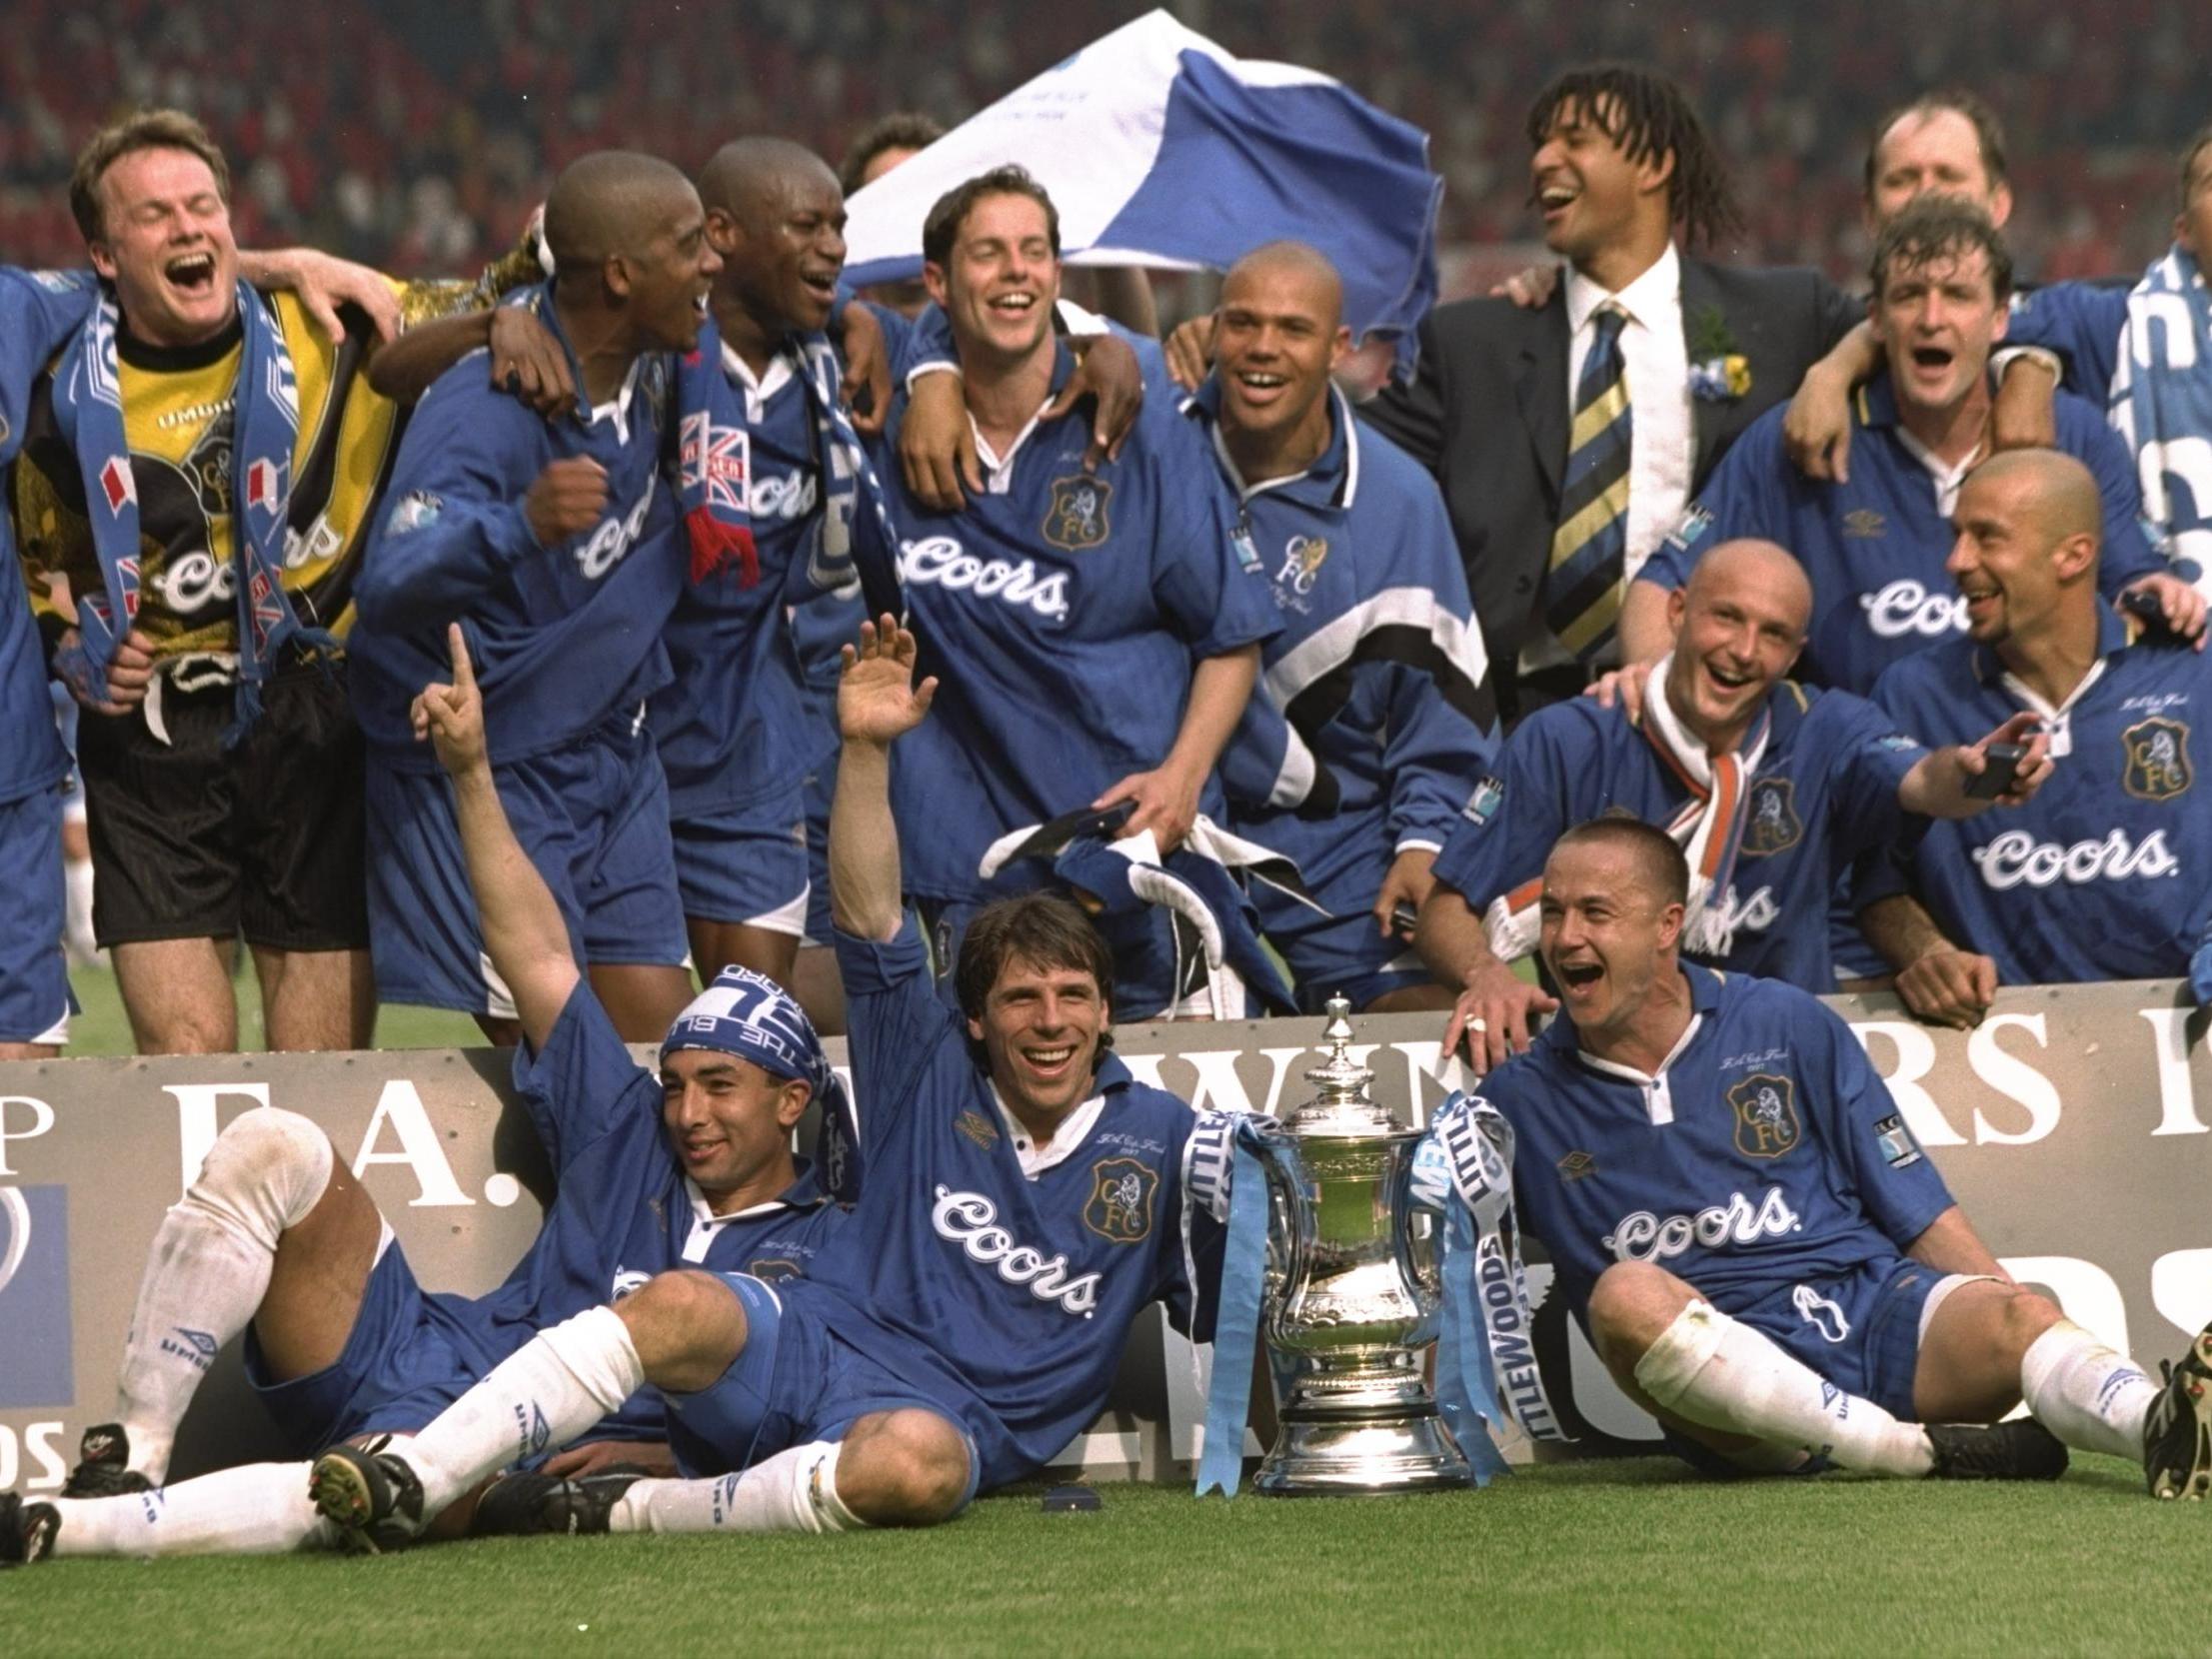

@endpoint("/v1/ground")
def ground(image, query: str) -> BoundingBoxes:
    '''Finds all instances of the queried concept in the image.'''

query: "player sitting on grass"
[0,625,849,1565]
[1477,816,2211,1495]
[299,615,1228,1543]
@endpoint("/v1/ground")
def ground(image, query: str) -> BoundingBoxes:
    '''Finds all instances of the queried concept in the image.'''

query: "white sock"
[1634,1299,1934,1477]
[113,1108,334,1483]
[48,1463,337,1557]
[2020,1319,2157,1461]
[609,1442,861,1535]
[407,1307,644,1516]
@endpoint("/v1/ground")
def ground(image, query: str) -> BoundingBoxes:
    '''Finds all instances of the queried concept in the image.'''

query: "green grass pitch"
[63,960,482,1057]
[40,972,2202,1654]
[8,1456,2200,1655]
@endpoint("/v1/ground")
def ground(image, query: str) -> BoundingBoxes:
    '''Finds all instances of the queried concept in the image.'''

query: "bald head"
[542,150,699,276]
[1684,538,1814,635]
[697,136,840,230]
[1220,240,1343,330]
[1967,447,2102,548]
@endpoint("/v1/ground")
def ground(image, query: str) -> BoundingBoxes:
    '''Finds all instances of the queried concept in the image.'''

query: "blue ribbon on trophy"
[1187,1108,1275,1497]
[1188,1066,1567,1498]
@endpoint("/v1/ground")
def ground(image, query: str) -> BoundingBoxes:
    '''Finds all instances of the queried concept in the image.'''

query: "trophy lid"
[1281,996,1402,1135]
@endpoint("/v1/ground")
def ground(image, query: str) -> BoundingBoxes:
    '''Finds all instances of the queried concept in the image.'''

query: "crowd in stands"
[5,0,2212,283]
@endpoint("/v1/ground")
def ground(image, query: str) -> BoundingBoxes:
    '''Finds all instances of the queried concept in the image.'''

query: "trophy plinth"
[1251,999,1470,1495]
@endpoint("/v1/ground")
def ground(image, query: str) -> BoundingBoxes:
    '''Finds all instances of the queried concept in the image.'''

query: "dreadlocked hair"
[1524,64,1742,249]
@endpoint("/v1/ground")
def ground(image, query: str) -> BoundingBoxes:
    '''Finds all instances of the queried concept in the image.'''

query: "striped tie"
[1545,302,1631,661]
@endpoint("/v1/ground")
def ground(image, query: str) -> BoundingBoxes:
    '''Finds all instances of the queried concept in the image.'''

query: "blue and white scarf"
[795,331,907,621]
[980,812,1318,1018]
[2111,243,2212,579]
[51,283,331,742]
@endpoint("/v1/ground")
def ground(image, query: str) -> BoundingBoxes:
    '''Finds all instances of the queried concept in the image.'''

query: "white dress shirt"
[1523,243,1694,673]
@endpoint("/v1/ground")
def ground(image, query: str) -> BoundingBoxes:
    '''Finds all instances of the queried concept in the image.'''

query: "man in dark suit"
[1355,65,1860,725]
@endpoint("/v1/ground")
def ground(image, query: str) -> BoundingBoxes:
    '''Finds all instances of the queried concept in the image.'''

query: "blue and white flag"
[842,9,1442,377]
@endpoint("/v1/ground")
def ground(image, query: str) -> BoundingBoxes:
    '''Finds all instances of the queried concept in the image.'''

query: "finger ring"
[1468,1018,1488,1033]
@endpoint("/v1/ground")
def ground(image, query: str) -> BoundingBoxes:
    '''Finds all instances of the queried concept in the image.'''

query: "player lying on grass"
[299,615,1229,1542]
[1475,816,2211,1495]
[0,625,850,1565]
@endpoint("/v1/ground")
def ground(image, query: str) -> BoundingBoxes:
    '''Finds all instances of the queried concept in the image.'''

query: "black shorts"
[76,666,370,952]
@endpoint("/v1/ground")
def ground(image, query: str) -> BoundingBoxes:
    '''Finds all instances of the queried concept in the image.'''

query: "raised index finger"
[446,622,476,691]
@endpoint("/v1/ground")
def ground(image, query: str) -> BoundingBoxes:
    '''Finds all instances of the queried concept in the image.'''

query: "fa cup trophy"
[1252,997,1470,1494]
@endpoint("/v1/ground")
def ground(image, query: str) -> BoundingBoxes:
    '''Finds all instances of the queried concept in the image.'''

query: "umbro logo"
[1556,1150,1596,1182]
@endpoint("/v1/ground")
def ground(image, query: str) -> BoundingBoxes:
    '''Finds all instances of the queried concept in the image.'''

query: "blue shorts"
[1661,1255,1945,1474]
[366,716,688,1015]
[0,787,70,1044]
[244,1241,525,1455]
[670,788,810,934]
[1242,809,1431,1012]
[663,1274,981,1512]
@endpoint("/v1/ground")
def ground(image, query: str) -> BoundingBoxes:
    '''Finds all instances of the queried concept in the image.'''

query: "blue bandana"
[51,282,336,742]
[663,966,859,1202]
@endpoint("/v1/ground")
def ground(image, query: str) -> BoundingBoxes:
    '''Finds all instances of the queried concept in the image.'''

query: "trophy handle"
[1256,1134,1307,1311]
[1391,1148,1444,1312]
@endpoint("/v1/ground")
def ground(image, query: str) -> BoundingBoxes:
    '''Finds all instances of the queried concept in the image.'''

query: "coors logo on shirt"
[899,536,1071,624]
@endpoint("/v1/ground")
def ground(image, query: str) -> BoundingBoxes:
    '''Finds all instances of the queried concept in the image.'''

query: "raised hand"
[838,613,938,746]
[411,622,487,775]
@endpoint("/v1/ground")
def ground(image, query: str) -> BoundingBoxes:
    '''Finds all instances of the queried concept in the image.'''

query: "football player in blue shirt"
[865,167,1277,1017]
[347,151,717,1044]
[1859,449,2212,1024]
[0,267,111,1060]
[1415,537,2049,1074]
[1625,198,2202,692]
[1480,816,2212,1494]
[1192,242,1493,1013]
[651,138,856,1000]
[1,626,849,1564]
[305,617,1231,1542]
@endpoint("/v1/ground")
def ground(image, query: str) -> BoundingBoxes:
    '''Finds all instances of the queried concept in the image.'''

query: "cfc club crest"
[1727,1072,1802,1159]
[1083,1156,1159,1244]
[1276,534,1330,597]
[1740,778,1803,856]
[1043,475,1112,551]
[2122,716,2192,802]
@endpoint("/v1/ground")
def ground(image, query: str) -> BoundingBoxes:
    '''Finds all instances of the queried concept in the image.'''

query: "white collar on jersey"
[1891,422,1985,518]
[678,1176,799,1265]
[1998,657,2107,761]
[1574,1012,1705,1127]
[990,1083,1107,1178]
[1202,383,1363,507]
[720,338,799,417]
[583,350,650,446]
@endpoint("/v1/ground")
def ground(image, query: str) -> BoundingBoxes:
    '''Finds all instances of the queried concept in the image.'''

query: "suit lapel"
[1681,258,1728,482]
[1512,292,1571,504]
